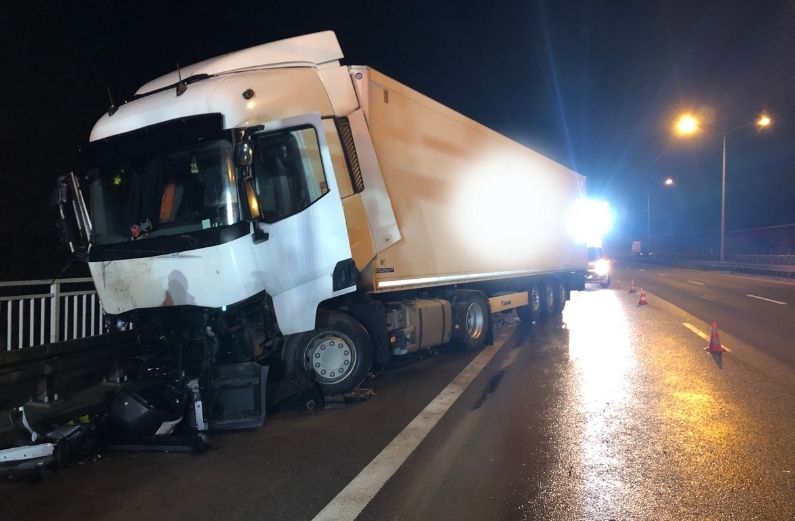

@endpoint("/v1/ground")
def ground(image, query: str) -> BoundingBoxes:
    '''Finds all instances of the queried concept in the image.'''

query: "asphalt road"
[615,262,795,368]
[3,283,795,520]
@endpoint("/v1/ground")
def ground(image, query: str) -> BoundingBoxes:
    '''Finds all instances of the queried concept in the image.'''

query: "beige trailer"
[344,67,587,292]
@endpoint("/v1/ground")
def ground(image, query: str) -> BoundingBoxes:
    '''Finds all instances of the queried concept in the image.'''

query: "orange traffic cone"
[705,322,727,353]
[637,288,648,306]
[628,280,637,294]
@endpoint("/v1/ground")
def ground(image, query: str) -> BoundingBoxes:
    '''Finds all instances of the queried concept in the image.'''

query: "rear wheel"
[285,311,373,396]
[454,292,490,350]
[554,280,567,314]
[517,283,542,324]
[540,281,556,319]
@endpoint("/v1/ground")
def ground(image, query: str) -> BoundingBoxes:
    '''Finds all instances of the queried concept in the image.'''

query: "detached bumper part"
[0,443,54,463]
[107,381,185,437]
[210,363,268,431]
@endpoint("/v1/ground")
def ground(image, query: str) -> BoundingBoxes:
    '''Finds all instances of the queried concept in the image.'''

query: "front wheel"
[600,276,611,289]
[285,311,373,396]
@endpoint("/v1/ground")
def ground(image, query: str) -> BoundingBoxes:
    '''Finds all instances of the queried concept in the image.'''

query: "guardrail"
[630,254,795,277]
[0,278,108,351]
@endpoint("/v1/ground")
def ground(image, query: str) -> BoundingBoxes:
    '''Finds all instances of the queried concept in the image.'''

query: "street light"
[647,177,675,254]
[673,111,772,262]
[674,114,699,136]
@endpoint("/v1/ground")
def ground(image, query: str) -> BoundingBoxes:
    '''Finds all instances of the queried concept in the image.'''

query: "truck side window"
[251,126,329,223]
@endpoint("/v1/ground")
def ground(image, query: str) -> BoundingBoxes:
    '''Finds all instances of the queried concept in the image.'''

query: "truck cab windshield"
[87,139,240,244]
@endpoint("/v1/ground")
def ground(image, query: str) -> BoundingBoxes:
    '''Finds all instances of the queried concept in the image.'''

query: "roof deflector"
[135,31,343,96]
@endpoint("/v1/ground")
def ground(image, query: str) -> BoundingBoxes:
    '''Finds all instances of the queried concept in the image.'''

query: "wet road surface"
[615,262,795,368]
[358,287,795,520]
[3,284,795,520]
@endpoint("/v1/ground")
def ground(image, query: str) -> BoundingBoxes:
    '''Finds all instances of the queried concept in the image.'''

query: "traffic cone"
[637,288,647,306]
[705,322,727,353]
[628,280,637,294]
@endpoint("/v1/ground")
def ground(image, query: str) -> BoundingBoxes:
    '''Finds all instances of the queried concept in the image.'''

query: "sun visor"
[81,113,225,167]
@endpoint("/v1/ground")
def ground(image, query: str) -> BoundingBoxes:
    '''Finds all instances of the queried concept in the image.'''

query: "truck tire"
[540,281,556,319]
[454,292,490,350]
[554,280,567,314]
[600,276,611,289]
[516,283,542,324]
[284,311,373,396]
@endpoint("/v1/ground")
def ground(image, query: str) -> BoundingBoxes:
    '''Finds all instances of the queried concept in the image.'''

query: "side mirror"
[235,142,253,168]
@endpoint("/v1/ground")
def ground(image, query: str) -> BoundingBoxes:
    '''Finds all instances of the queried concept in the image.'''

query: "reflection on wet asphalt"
[565,290,637,517]
[531,289,795,520]
[363,288,795,521]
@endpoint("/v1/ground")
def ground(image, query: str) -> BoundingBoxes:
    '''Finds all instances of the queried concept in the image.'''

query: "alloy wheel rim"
[531,287,540,311]
[465,301,485,340]
[305,331,356,384]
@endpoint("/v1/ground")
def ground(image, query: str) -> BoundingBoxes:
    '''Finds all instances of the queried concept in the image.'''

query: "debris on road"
[325,388,377,410]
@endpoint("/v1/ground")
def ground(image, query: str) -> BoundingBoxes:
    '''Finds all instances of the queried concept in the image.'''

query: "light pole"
[673,112,772,262]
[720,135,726,262]
[647,177,675,254]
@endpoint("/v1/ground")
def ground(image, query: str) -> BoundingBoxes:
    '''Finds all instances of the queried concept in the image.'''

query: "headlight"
[565,199,613,245]
[594,259,610,276]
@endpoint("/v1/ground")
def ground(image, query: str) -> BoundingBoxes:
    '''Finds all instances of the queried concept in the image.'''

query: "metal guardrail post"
[49,281,61,344]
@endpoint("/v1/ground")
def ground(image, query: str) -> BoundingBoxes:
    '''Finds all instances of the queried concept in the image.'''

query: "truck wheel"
[540,281,556,319]
[600,276,611,289]
[554,280,567,314]
[285,311,373,396]
[516,283,541,324]
[455,293,490,350]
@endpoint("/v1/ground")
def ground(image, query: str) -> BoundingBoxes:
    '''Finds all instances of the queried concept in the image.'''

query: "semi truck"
[57,31,587,431]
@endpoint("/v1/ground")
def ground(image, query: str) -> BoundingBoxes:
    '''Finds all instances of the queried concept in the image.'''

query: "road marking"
[746,294,786,305]
[687,280,705,286]
[638,268,646,272]
[312,338,507,521]
[657,273,668,277]
[682,323,731,352]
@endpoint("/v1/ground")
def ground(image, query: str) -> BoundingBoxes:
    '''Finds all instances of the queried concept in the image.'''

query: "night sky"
[1,0,794,278]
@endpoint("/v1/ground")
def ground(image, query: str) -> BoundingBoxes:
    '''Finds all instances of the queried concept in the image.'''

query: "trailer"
[56,31,587,432]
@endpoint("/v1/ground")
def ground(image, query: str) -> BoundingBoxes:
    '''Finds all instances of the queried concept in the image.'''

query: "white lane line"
[312,338,507,521]
[682,323,732,352]
[657,273,668,277]
[746,294,787,305]
[638,268,646,272]
[687,280,705,286]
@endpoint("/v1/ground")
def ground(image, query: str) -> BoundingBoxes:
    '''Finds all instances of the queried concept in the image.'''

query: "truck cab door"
[246,113,356,334]
[55,172,92,259]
